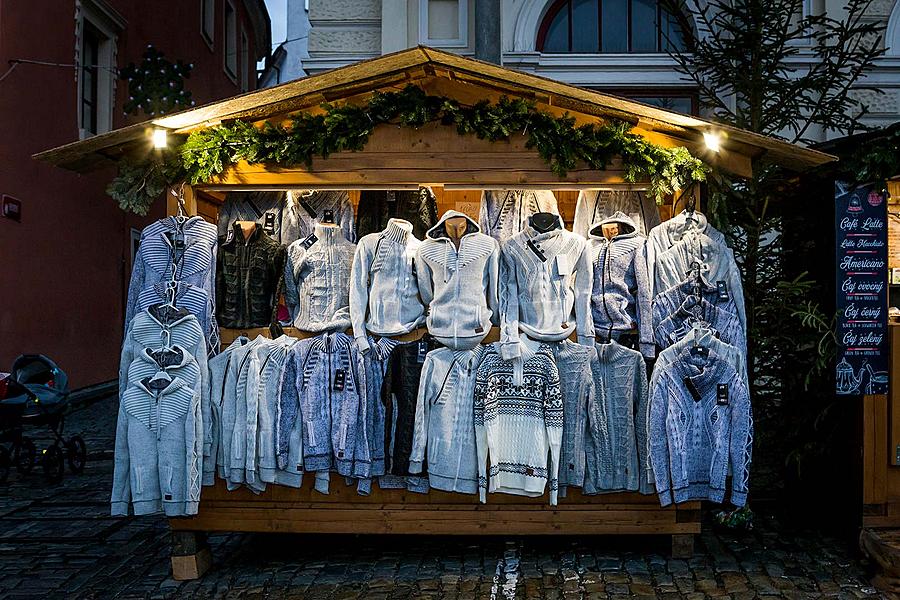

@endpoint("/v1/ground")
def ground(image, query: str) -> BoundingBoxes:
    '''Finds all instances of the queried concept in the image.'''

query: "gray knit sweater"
[416,210,500,350]
[654,296,747,357]
[350,219,425,352]
[287,190,356,242]
[552,341,595,494]
[588,212,654,358]
[478,190,559,241]
[573,190,661,238]
[499,220,595,359]
[284,224,356,332]
[649,349,752,507]
[203,335,250,485]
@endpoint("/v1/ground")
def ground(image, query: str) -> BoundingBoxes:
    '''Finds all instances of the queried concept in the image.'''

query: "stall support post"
[671,534,695,559]
[171,531,211,580]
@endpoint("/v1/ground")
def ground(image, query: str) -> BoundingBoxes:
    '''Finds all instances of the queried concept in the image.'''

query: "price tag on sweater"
[716,280,730,301]
[333,369,346,391]
[417,340,428,364]
[717,383,729,405]
[300,233,318,250]
[263,212,276,235]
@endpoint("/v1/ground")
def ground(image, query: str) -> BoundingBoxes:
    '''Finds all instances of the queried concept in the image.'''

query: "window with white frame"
[201,0,215,46]
[419,0,468,47]
[240,28,250,91]
[224,0,237,80]
[77,0,124,139]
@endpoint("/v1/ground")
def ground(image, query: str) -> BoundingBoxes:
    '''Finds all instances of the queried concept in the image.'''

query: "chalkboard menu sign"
[835,181,889,395]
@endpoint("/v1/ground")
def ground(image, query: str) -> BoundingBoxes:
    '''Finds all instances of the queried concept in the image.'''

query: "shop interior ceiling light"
[152,128,168,149]
[703,132,721,153]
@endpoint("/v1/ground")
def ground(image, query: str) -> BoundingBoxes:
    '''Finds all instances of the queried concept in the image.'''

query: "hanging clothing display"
[216,223,286,330]
[409,346,483,494]
[416,210,500,350]
[217,191,301,245]
[587,212,654,358]
[284,224,356,333]
[646,209,727,288]
[499,215,594,359]
[649,348,752,507]
[655,326,748,388]
[583,341,651,495]
[552,341,595,496]
[356,187,439,240]
[357,336,401,495]
[654,296,747,356]
[135,281,218,356]
[653,276,746,337]
[573,190,661,238]
[479,190,560,241]
[287,190,356,242]
[474,339,563,505]
[350,219,425,353]
[203,336,250,485]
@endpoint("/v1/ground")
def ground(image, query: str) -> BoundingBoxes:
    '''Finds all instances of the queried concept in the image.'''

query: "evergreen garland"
[110,85,709,214]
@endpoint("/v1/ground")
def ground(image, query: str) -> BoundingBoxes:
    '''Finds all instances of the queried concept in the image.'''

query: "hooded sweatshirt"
[479,190,560,241]
[573,190,662,238]
[499,217,595,359]
[350,219,425,352]
[587,212,654,358]
[217,190,301,245]
[284,223,356,333]
[415,210,500,350]
[112,347,202,517]
[287,190,356,242]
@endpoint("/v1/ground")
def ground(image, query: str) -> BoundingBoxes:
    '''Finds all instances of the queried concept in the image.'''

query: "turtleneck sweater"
[284,223,356,333]
[649,349,752,508]
[350,219,425,352]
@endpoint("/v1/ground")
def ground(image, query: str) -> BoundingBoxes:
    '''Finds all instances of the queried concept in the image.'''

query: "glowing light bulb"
[703,131,721,153]
[152,128,168,149]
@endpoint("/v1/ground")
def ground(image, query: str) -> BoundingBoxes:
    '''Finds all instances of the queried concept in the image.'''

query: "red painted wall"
[0,1,268,387]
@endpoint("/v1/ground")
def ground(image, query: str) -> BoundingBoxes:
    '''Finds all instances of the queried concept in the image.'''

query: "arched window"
[537,0,687,53]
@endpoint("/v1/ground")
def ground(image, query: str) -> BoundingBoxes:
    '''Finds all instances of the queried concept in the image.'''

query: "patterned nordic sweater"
[649,349,752,507]
[474,341,564,505]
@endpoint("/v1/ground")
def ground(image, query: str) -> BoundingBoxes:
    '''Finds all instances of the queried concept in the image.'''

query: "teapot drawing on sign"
[836,358,864,394]
[866,363,889,394]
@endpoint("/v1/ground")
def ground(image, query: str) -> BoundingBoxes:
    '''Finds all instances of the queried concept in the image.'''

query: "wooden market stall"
[35,47,833,579]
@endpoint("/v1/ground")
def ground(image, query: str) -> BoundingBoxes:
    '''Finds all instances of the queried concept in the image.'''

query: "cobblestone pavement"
[0,395,886,599]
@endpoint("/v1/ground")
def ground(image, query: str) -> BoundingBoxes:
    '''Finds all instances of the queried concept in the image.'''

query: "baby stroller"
[0,355,86,484]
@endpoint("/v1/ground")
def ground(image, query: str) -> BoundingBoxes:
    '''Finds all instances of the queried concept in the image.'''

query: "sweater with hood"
[350,219,426,353]
[415,210,500,350]
[587,212,654,358]
[499,216,595,359]
[112,346,202,517]
[573,190,662,238]
[479,190,560,241]
[135,281,218,356]
[287,190,356,242]
[284,224,356,333]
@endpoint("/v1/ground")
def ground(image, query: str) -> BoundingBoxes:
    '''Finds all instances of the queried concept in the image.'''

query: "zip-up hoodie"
[415,210,500,350]
[287,190,356,242]
[409,345,483,494]
[499,218,595,359]
[112,347,202,517]
[478,190,560,241]
[135,281,219,356]
[203,336,250,484]
[588,212,654,358]
[573,190,662,238]
[284,224,356,333]
[350,219,425,352]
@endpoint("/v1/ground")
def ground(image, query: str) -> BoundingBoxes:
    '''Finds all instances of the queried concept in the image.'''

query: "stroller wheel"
[65,436,86,474]
[41,445,64,484]
[0,446,9,484]
[15,437,35,475]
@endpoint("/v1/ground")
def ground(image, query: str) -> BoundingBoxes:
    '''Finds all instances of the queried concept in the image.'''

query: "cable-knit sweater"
[409,346,483,494]
[499,221,594,359]
[357,336,401,495]
[646,210,727,292]
[284,224,356,333]
[655,296,747,357]
[573,190,661,238]
[287,190,356,242]
[203,336,250,484]
[551,341,595,494]
[474,341,563,505]
[479,190,560,241]
[415,210,500,350]
[649,349,752,507]
[218,190,300,245]
[652,277,743,337]
[583,341,651,494]
[655,328,748,388]
[350,219,425,352]
[588,212,654,357]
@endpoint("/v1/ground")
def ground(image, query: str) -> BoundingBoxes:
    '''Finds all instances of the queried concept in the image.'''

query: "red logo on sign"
[868,191,884,207]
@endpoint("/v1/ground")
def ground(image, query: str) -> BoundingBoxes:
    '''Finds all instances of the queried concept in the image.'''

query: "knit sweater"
[649,349,752,507]
[646,210,727,294]
[655,296,747,357]
[409,346,483,494]
[112,347,202,517]
[203,336,250,484]
[287,190,356,242]
[588,212,655,358]
[652,278,744,338]
[217,190,301,245]
[416,210,500,350]
[573,190,662,238]
[479,190,560,241]
[358,336,401,494]
[551,341,595,494]
[382,337,442,477]
[284,224,356,333]
[655,328,748,391]
[135,281,219,356]
[277,332,368,485]
[583,341,651,495]
[356,187,439,240]
[474,340,563,505]
[499,220,594,359]
[125,216,218,330]
[350,219,425,352]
